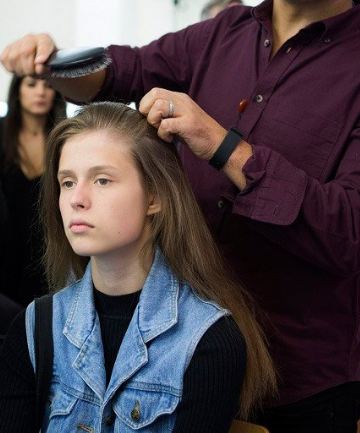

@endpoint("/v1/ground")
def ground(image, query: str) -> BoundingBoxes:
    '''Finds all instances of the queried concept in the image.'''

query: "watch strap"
[208,126,243,170]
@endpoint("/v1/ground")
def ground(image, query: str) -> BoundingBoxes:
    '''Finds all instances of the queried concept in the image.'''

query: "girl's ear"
[147,193,161,216]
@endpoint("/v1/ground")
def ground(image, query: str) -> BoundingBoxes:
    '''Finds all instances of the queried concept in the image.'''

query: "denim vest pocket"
[48,388,98,432]
[114,386,180,430]
[49,388,77,417]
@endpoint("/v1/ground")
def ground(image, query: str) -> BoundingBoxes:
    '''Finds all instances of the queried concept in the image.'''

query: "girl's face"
[19,77,55,117]
[57,130,160,261]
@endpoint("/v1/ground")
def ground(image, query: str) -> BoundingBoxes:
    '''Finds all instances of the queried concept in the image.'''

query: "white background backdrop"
[0,0,261,107]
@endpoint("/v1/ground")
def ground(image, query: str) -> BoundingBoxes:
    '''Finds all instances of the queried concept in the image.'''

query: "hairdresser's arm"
[141,88,360,276]
[0,34,105,102]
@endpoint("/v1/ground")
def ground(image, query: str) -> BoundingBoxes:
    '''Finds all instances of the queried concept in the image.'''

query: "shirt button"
[255,94,263,103]
[286,46,292,54]
[264,39,270,47]
[217,199,225,209]
[105,415,115,426]
[324,37,331,43]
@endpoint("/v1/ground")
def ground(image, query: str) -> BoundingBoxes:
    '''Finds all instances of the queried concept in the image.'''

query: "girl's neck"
[91,248,154,296]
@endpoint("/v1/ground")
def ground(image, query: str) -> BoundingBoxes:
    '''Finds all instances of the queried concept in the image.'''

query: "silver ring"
[168,100,175,118]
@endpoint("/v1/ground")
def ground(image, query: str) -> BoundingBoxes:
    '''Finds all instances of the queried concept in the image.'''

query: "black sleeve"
[0,119,8,238]
[0,177,8,236]
[173,316,246,433]
[0,310,37,433]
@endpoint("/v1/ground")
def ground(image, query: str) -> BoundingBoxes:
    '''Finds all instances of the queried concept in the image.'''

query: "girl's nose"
[69,185,90,210]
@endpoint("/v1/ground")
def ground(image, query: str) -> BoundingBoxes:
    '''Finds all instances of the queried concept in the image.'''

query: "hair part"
[41,101,276,419]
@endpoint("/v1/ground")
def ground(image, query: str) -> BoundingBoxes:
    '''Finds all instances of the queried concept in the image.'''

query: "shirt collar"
[252,0,358,42]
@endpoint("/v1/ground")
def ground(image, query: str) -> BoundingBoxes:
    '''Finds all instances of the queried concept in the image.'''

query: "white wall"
[0,0,74,102]
[176,0,260,29]
[0,0,261,105]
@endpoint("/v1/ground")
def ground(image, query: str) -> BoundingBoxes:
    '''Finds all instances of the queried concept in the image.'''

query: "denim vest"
[26,250,228,432]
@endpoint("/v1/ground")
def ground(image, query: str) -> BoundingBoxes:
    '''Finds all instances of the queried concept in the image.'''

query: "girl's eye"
[63,181,74,188]
[97,178,110,186]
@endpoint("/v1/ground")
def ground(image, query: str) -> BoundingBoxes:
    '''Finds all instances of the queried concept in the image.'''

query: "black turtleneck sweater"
[0,288,246,432]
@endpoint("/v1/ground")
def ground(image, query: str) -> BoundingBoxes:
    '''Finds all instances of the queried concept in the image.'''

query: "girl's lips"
[70,222,94,233]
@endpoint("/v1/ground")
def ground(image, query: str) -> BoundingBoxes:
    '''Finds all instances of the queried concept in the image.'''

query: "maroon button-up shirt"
[96,0,360,406]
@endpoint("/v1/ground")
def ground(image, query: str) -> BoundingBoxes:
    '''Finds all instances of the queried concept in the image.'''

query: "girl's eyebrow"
[57,165,119,178]
[87,165,119,175]
[57,169,74,179]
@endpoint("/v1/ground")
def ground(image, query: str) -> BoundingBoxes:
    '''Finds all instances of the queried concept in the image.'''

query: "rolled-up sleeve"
[233,145,308,225]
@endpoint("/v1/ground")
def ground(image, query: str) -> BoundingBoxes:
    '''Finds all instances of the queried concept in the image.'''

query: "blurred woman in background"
[0,75,66,307]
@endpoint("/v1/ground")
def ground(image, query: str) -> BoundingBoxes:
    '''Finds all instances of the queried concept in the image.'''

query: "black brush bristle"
[47,47,112,79]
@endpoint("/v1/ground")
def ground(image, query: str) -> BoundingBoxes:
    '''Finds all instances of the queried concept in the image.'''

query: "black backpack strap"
[34,294,54,431]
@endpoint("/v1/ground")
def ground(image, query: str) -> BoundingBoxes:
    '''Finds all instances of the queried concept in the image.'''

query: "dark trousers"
[253,382,360,433]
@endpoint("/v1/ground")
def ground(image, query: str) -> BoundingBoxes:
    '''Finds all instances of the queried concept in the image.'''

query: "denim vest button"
[217,199,224,209]
[105,415,115,426]
[131,399,141,422]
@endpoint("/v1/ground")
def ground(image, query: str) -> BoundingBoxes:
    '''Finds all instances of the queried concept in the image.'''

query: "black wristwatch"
[208,126,243,170]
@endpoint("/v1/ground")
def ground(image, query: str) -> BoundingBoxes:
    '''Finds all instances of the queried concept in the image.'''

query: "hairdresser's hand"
[139,88,227,161]
[1,33,57,77]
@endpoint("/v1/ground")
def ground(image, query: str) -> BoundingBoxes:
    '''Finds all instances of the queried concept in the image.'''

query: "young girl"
[0,102,275,432]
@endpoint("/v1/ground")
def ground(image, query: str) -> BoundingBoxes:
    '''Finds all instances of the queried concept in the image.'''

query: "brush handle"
[47,47,106,70]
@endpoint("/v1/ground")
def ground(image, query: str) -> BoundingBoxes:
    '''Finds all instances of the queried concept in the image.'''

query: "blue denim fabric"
[26,250,228,432]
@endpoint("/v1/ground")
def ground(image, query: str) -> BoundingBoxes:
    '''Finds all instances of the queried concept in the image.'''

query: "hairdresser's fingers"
[33,34,57,76]
[1,36,37,75]
[144,98,174,129]
[140,88,226,160]
[140,88,174,124]
[1,33,56,77]
[139,87,177,117]
[156,119,176,142]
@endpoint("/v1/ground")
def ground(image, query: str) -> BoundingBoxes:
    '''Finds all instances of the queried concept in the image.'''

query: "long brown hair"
[41,101,276,419]
[1,74,66,170]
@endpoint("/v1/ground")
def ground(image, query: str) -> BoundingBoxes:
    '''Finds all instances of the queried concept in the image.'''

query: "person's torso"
[0,165,46,304]
[26,252,228,431]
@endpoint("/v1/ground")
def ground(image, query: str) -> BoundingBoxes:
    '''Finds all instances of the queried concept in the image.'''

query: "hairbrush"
[46,46,111,79]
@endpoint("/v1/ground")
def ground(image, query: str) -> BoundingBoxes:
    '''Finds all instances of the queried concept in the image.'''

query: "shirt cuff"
[223,145,308,225]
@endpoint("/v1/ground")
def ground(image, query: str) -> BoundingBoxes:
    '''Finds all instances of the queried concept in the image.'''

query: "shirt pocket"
[114,386,180,431]
[270,102,342,179]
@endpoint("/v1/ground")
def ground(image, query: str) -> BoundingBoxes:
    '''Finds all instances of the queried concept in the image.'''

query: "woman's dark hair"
[1,74,67,170]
